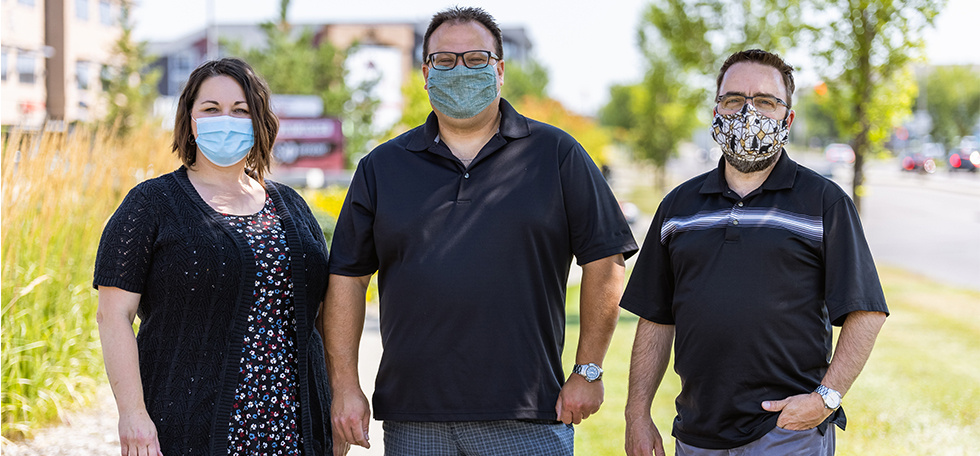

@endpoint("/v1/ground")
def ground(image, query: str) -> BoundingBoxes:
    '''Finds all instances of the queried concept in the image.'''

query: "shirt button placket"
[456,169,472,204]
[731,201,743,226]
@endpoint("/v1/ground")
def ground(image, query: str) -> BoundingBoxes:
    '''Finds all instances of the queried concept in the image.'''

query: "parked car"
[948,136,980,172]
[901,152,937,173]
[824,143,855,164]
[900,142,943,173]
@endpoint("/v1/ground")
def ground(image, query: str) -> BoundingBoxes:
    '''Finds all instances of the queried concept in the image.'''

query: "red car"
[949,136,980,172]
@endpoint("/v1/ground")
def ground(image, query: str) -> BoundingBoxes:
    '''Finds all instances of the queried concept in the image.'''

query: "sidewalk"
[348,306,385,456]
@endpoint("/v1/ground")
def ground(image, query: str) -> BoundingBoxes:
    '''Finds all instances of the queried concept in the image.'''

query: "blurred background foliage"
[226,1,381,167]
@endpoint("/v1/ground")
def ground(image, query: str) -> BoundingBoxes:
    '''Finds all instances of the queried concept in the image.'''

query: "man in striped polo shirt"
[621,49,888,456]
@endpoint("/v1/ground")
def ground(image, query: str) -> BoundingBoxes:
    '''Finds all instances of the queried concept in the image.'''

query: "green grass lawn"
[562,265,980,455]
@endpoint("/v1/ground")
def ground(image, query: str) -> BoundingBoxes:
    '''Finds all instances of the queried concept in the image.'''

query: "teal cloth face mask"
[194,116,255,167]
[427,64,499,119]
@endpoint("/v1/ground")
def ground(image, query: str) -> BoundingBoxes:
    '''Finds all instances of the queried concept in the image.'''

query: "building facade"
[1,0,122,127]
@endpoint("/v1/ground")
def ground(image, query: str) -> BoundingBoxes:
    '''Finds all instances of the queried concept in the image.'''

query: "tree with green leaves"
[389,69,430,135]
[616,0,942,211]
[602,0,806,189]
[600,63,702,190]
[101,0,160,136]
[810,0,943,211]
[227,1,379,164]
[922,65,980,147]
[501,59,550,103]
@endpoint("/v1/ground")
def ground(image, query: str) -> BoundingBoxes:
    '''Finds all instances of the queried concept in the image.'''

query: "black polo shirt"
[620,152,887,449]
[329,99,637,421]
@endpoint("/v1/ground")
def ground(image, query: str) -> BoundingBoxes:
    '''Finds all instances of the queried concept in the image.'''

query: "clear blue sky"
[133,0,980,115]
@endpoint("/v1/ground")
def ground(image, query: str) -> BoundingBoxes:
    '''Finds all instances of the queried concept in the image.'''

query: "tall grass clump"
[1,124,177,439]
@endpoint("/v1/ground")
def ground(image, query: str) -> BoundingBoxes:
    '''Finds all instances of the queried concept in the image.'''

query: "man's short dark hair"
[423,6,503,61]
[717,49,796,108]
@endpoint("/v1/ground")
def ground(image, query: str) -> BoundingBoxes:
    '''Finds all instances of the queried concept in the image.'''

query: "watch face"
[826,394,841,409]
[586,365,600,380]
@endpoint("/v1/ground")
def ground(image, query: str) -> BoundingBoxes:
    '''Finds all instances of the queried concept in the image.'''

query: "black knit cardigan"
[94,167,333,455]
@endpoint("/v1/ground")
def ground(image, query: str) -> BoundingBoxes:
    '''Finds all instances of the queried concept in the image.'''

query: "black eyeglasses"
[426,50,500,71]
[716,93,788,114]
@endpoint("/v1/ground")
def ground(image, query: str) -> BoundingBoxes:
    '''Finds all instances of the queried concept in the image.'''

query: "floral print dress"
[223,196,303,455]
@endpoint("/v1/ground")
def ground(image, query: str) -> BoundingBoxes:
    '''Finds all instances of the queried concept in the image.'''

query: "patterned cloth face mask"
[426,64,499,119]
[711,102,790,167]
[194,116,255,167]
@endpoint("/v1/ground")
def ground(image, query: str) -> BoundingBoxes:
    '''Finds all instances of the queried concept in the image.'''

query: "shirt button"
[737,201,744,207]
[733,219,739,225]
[464,173,470,179]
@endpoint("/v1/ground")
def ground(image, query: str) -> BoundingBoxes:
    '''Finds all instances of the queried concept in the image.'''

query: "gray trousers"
[383,420,574,456]
[676,426,836,456]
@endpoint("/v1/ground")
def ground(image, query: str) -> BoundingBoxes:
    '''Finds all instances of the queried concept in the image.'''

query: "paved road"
[859,167,980,292]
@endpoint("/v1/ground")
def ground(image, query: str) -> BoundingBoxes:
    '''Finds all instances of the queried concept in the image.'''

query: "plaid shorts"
[383,420,574,456]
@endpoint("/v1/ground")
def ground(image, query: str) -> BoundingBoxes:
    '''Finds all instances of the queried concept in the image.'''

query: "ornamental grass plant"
[1,124,177,439]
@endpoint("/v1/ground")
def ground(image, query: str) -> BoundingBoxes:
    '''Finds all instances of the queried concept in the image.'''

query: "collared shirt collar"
[700,150,799,195]
[405,98,530,152]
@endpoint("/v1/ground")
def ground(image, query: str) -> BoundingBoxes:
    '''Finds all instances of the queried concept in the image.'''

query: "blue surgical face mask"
[194,116,255,167]
[426,64,499,119]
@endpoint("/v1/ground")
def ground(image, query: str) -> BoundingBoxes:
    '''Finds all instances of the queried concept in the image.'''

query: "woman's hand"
[118,408,163,456]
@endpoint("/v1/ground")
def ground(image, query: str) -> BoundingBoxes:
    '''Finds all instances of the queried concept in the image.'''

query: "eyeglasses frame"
[425,50,501,71]
[716,93,789,116]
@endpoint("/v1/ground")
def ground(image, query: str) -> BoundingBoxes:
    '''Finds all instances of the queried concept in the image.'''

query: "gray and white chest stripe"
[661,207,823,244]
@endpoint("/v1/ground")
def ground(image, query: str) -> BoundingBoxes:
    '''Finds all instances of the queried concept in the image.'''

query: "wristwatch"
[572,363,603,382]
[814,384,842,411]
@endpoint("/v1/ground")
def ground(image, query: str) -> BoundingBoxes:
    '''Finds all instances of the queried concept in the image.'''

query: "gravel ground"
[1,386,120,456]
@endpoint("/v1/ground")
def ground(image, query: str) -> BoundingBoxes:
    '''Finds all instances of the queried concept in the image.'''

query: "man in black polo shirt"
[622,49,888,456]
[321,6,637,455]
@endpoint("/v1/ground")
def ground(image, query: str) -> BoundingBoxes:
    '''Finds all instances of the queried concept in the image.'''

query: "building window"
[76,0,89,20]
[1,49,8,82]
[102,64,116,91]
[18,0,36,6]
[17,53,36,84]
[99,0,113,25]
[77,61,92,90]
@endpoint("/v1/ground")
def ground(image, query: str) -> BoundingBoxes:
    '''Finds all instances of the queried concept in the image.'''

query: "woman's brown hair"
[171,57,279,183]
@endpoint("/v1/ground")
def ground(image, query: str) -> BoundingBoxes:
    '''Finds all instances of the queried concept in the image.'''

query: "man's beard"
[723,149,781,173]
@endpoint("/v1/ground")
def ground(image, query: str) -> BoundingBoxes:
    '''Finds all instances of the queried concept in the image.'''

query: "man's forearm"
[626,318,674,421]
[575,254,626,364]
[320,273,372,390]
[822,310,887,396]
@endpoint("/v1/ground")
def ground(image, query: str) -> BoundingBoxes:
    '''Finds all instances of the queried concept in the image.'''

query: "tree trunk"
[850,6,875,214]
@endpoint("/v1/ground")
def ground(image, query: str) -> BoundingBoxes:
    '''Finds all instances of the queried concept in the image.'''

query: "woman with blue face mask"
[94,58,340,456]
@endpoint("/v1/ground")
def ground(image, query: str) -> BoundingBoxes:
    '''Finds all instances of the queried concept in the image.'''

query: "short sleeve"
[93,183,158,293]
[559,142,637,265]
[328,159,379,276]
[619,200,676,324]
[823,195,888,325]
